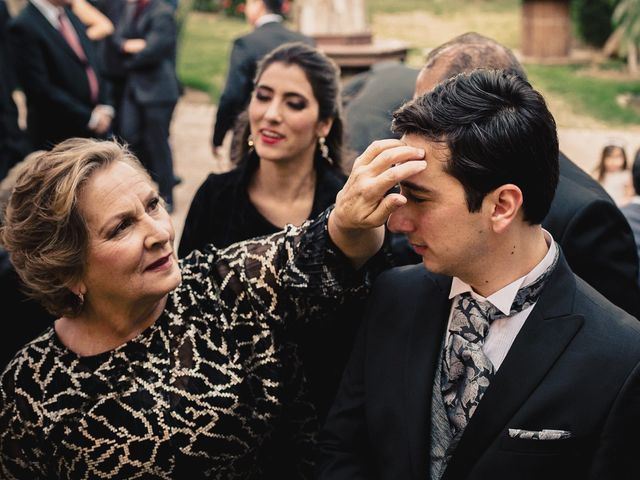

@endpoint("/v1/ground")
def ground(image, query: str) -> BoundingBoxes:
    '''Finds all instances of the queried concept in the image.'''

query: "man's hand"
[329,139,426,268]
[89,106,113,135]
[122,38,147,54]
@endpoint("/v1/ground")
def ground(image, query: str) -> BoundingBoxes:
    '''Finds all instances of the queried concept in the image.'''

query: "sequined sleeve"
[179,207,381,327]
[0,355,49,479]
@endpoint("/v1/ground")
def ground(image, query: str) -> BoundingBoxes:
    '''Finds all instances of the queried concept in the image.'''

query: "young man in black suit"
[411,33,640,319]
[7,0,112,150]
[318,70,640,479]
[211,0,313,156]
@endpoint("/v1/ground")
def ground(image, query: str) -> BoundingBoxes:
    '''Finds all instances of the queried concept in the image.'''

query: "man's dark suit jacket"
[318,253,640,479]
[104,0,180,107]
[7,3,110,150]
[342,61,419,165]
[547,153,640,319]
[621,200,640,276]
[211,20,313,148]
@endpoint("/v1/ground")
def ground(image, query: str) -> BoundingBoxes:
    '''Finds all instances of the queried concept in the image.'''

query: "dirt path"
[169,89,640,243]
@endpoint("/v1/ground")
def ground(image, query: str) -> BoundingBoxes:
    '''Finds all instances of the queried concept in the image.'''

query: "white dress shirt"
[30,0,63,27]
[255,13,283,27]
[447,230,557,371]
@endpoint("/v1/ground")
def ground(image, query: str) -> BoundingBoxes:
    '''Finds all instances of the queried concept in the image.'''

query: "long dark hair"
[594,145,628,182]
[232,42,344,171]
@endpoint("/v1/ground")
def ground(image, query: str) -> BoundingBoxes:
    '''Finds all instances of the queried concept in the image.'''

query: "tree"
[613,0,640,75]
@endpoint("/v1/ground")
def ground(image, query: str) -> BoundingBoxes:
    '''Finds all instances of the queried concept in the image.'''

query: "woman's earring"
[318,136,333,165]
[247,135,255,149]
[77,292,84,306]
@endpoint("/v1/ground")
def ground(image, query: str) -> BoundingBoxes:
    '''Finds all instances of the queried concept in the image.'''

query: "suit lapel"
[443,253,584,479]
[29,4,85,65]
[404,272,451,479]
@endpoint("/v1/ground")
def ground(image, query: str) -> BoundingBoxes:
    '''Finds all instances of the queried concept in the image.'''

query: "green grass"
[526,63,640,126]
[177,12,249,100]
[177,8,640,128]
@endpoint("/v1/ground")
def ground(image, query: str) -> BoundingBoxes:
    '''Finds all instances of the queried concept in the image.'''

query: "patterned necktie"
[58,12,99,104]
[441,246,559,436]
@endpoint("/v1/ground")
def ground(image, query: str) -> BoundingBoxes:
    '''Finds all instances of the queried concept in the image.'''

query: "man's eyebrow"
[399,180,433,194]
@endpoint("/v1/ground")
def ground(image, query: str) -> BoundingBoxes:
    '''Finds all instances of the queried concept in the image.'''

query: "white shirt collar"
[255,13,283,28]
[449,229,557,315]
[30,0,63,28]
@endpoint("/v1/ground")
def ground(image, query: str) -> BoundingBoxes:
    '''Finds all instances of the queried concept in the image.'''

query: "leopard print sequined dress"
[0,212,372,479]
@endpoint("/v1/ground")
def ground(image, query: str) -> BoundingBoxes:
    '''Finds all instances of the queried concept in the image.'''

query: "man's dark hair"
[393,69,559,225]
[632,149,640,194]
[424,32,528,83]
[263,0,283,15]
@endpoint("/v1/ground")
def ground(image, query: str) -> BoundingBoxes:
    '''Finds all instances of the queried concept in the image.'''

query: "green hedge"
[572,0,619,47]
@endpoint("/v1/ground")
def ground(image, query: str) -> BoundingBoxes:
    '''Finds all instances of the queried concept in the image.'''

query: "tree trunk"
[628,41,639,76]
[602,27,623,59]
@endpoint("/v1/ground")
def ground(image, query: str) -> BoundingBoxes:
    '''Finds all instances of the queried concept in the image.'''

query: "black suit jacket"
[545,153,640,318]
[318,253,640,479]
[7,3,109,149]
[212,21,313,147]
[104,0,180,105]
[343,62,419,162]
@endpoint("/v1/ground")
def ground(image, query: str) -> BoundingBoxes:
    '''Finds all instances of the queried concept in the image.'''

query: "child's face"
[604,148,626,172]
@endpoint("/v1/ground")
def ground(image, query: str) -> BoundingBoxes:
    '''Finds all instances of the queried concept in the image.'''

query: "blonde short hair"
[0,138,150,317]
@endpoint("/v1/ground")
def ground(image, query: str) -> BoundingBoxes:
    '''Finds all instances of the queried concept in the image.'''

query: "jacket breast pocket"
[499,434,579,455]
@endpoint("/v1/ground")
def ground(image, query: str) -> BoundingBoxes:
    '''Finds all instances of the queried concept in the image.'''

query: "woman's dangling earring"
[318,136,333,165]
[247,135,255,149]
[77,292,84,307]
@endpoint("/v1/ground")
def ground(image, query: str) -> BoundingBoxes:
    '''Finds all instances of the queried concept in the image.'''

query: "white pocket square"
[508,428,572,440]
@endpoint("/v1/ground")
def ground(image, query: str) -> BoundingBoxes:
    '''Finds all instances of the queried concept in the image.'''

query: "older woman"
[0,138,425,478]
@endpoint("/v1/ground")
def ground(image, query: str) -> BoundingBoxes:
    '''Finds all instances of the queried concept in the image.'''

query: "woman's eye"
[255,92,271,102]
[148,197,160,212]
[287,100,306,111]
[111,219,132,237]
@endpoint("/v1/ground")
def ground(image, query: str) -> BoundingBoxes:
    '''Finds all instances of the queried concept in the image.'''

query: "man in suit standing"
[211,0,313,156]
[342,60,419,172]
[0,0,30,180]
[7,0,112,151]
[104,0,181,211]
[318,70,640,479]
[411,33,640,319]
[622,152,640,276]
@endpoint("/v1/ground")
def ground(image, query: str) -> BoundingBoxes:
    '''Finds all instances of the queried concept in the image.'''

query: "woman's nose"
[264,100,282,122]
[144,217,171,249]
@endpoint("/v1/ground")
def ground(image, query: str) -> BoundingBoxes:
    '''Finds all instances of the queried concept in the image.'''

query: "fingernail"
[417,148,425,157]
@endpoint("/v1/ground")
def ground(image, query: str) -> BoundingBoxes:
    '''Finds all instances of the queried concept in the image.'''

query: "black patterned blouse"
[0,211,372,479]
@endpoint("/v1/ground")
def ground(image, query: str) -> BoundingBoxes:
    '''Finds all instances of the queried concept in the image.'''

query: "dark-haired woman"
[178,42,346,256]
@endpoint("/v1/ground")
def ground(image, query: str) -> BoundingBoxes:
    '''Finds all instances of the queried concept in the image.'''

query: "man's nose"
[387,206,414,234]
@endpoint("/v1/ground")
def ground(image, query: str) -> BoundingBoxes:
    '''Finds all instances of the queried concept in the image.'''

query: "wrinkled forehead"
[78,162,154,217]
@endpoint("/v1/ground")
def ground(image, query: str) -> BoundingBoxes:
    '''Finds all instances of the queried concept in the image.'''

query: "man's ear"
[487,184,523,233]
